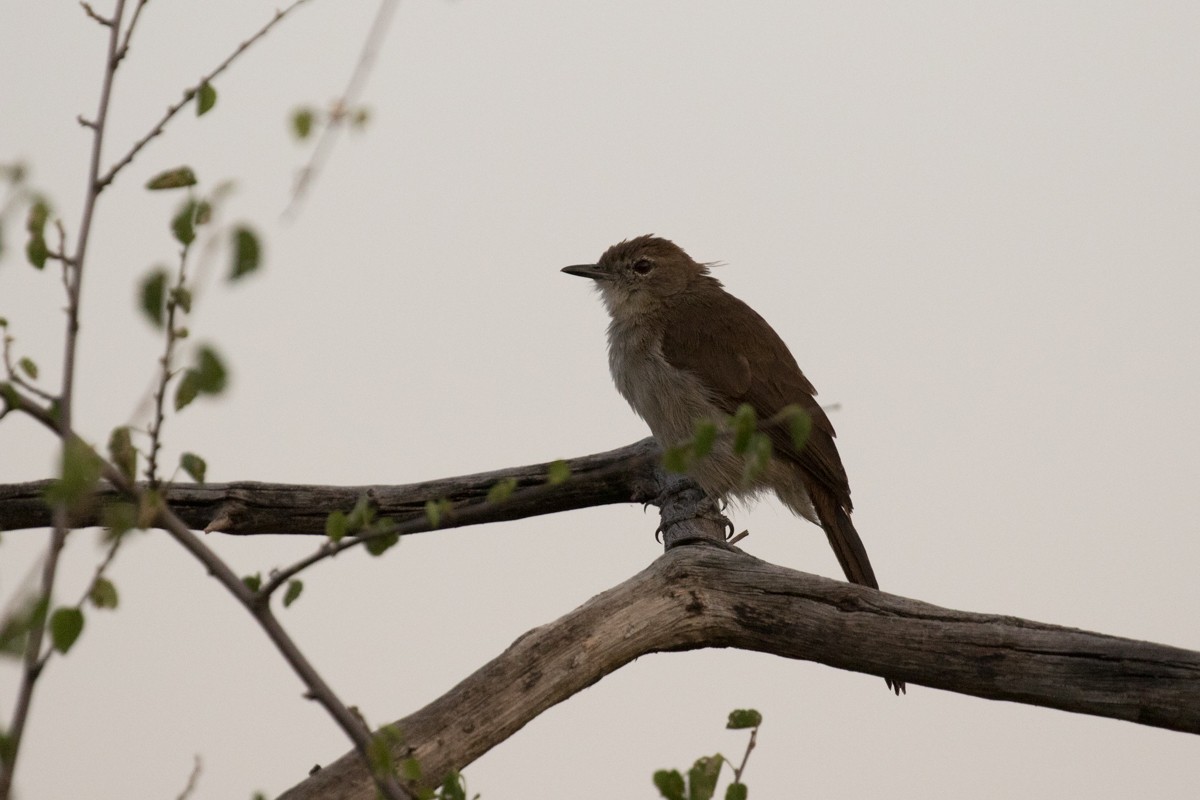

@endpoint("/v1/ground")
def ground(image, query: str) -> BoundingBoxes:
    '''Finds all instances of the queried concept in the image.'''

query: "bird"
[563,235,903,694]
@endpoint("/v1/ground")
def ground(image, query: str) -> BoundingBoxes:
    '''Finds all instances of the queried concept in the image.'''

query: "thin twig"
[283,0,399,218]
[0,3,129,795]
[145,221,196,486]
[174,755,203,800]
[6,391,410,800]
[98,0,312,191]
[115,0,150,63]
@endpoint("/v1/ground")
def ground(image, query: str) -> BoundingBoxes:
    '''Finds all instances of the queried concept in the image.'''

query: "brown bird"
[564,235,903,694]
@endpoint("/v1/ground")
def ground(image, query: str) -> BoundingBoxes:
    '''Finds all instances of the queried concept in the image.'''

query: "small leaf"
[17,357,37,379]
[230,226,261,280]
[49,607,84,654]
[291,108,315,140]
[486,477,518,504]
[242,573,262,592]
[282,579,303,608]
[172,201,197,245]
[25,198,50,269]
[363,527,398,556]
[731,405,756,455]
[44,438,103,512]
[139,269,169,328]
[174,371,200,411]
[439,771,467,800]
[687,755,723,800]
[726,709,762,730]
[692,420,718,459]
[107,426,137,482]
[424,498,451,529]
[180,452,207,483]
[400,757,422,782]
[661,445,691,474]
[191,345,228,394]
[325,510,348,542]
[783,405,812,451]
[0,597,48,659]
[146,167,197,190]
[196,82,217,116]
[89,577,119,610]
[351,107,371,128]
[725,784,747,800]
[101,501,138,541]
[170,286,193,314]
[653,769,686,800]
[346,495,374,531]
[546,459,571,485]
[741,433,772,485]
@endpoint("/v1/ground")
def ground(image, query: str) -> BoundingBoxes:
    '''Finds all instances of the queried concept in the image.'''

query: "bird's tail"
[813,496,906,695]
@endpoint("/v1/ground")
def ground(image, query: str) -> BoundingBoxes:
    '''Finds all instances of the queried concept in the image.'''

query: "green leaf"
[17,357,37,379]
[725,783,747,800]
[170,286,193,314]
[439,771,467,800]
[726,709,762,730]
[25,199,49,269]
[346,495,375,531]
[363,527,398,556]
[741,433,772,485]
[172,202,197,245]
[662,445,691,474]
[653,769,686,800]
[400,757,422,782]
[242,573,262,592]
[351,107,371,128]
[424,499,451,529]
[101,501,138,541]
[783,405,812,450]
[145,167,197,190]
[196,82,217,116]
[325,510,348,542]
[291,108,315,140]
[282,579,303,608]
[139,268,169,328]
[691,420,718,459]
[230,226,261,280]
[180,452,207,483]
[49,607,84,654]
[44,438,103,512]
[0,597,48,659]
[731,405,756,455]
[174,371,200,411]
[687,755,723,800]
[108,426,137,482]
[175,345,229,411]
[546,459,570,485]
[486,477,518,504]
[89,577,119,610]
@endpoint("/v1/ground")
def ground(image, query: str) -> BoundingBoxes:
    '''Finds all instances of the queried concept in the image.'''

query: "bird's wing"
[659,291,852,508]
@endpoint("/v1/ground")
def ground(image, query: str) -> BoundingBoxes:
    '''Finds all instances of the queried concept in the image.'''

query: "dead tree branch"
[279,539,1200,799]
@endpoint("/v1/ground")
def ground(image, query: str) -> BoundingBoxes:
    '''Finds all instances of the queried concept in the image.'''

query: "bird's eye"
[632,258,654,275]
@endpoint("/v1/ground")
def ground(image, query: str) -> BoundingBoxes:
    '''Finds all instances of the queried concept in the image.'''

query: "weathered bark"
[0,439,662,536]
[279,539,1200,799]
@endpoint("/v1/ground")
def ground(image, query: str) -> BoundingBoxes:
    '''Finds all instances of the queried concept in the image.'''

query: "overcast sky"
[2,1,1199,798]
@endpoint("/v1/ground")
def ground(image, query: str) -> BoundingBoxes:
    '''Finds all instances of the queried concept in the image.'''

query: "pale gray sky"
[2,1,1199,797]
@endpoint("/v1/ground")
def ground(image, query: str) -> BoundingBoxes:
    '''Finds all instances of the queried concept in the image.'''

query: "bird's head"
[562,235,713,319]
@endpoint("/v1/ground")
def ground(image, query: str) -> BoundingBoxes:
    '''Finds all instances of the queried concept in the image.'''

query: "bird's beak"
[561,264,609,280]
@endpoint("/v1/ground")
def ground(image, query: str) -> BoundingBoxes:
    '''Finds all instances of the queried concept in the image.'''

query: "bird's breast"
[606,318,721,446]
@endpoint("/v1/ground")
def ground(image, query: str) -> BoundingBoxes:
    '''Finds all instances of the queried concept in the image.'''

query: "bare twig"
[173,755,202,800]
[98,0,313,190]
[283,0,398,218]
[116,0,151,63]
